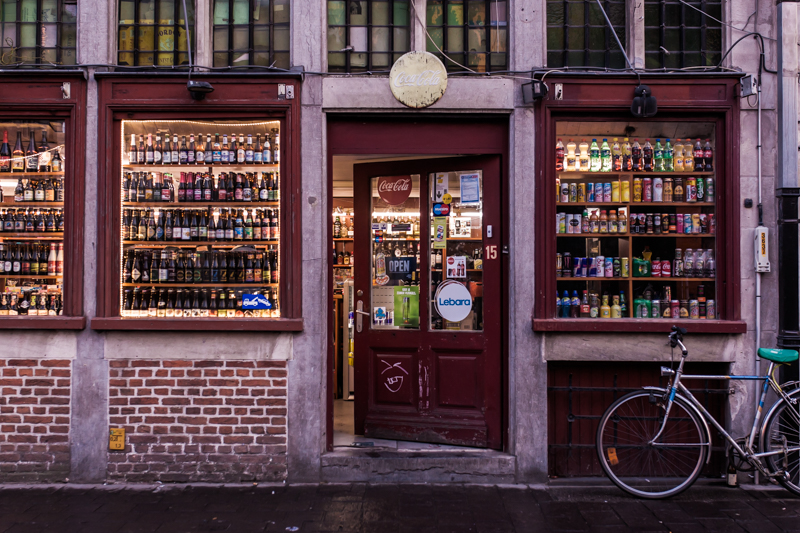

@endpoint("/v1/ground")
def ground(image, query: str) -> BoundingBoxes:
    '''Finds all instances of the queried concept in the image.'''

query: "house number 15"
[485,245,497,260]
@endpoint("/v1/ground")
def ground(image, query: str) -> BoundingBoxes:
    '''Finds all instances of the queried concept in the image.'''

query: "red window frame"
[0,72,86,330]
[532,75,745,334]
[91,75,302,331]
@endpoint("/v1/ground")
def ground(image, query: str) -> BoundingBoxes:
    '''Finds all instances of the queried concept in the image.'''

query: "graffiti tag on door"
[381,360,409,393]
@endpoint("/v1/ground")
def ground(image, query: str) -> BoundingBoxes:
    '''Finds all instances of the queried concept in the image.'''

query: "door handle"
[356,300,368,332]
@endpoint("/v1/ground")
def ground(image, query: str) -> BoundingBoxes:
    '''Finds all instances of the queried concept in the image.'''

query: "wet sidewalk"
[0,480,797,532]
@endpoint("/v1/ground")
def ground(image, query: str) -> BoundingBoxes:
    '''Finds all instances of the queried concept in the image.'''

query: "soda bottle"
[631,139,642,171]
[562,290,570,317]
[578,139,590,171]
[600,139,612,172]
[611,295,621,318]
[654,138,664,172]
[622,138,632,171]
[673,139,684,172]
[580,290,590,318]
[664,139,674,172]
[612,138,622,171]
[600,294,611,318]
[694,139,704,171]
[555,139,565,172]
[619,291,627,316]
[565,139,577,171]
[643,139,654,171]
[556,292,562,317]
[704,140,714,171]
[590,139,601,172]
[682,140,693,172]
[570,290,580,318]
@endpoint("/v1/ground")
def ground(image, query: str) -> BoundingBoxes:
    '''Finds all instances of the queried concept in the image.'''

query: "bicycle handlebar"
[668,325,689,355]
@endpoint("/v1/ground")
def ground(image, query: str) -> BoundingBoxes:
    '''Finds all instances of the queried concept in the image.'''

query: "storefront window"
[553,123,719,321]
[0,0,77,66]
[426,0,507,72]
[327,0,410,72]
[644,0,722,69]
[546,0,625,69]
[118,0,194,67]
[119,120,281,319]
[212,0,290,69]
[0,120,67,316]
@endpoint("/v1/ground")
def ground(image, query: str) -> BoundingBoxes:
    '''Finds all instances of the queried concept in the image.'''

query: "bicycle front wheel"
[762,392,800,496]
[596,389,709,499]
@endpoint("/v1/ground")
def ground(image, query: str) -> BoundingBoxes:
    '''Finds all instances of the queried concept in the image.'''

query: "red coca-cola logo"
[377,176,412,205]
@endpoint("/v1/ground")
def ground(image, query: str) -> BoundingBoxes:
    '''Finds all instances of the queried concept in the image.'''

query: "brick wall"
[0,359,71,482]
[108,359,288,483]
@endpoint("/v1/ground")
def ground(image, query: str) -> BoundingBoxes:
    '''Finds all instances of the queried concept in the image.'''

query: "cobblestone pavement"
[0,481,798,532]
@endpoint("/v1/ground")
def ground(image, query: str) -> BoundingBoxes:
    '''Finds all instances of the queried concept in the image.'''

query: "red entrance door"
[353,156,502,449]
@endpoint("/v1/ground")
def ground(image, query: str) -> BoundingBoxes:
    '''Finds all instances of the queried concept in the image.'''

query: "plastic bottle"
[643,139,653,172]
[581,290,590,318]
[704,139,714,171]
[693,139,704,171]
[683,140,694,172]
[608,210,618,233]
[601,139,612,172]
[590,139,601,172]
[562,290,571,317]
[619,291,627,316]
[664,139,674,172]
[705,248,716,278]
[611,295,622,318]
[578,139,590,171]
[565,139,577,171]
[599,210,608,234]
[684,248,694,277]
[600,294,611,318]
[654,138,664,172]
[570,290,580,318]
[612,138,622,171]
[555,139,565,172]
[632,139,643,171]
[622,138,632,171]
[556,291,562,317]
[673,138,684,172]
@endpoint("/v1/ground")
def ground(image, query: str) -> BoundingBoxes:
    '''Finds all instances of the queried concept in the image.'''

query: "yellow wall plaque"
[109,428,126,450]
[389,52,448,109]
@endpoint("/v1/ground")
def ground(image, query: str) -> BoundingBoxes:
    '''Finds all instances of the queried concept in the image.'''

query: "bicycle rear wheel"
[596,389,709,499]
[762,393,800,496]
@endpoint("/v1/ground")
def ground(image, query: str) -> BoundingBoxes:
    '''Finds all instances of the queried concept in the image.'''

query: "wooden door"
[353,156,502,449]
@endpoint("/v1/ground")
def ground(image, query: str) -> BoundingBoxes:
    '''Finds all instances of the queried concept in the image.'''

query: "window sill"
[0,316,86,330]
[91,317,303,332]
[532,318,746,334]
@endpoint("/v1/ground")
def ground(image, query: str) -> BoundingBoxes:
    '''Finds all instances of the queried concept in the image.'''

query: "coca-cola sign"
[377,176,413,205]
[389,52,448,109]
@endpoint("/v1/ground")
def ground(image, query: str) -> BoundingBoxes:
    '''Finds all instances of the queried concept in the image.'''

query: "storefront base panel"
[107,360,287,483]
[0,359,71,482]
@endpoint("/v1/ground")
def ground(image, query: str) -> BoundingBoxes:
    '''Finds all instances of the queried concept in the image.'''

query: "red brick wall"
[108,359,288,483]
[0,359,71,482]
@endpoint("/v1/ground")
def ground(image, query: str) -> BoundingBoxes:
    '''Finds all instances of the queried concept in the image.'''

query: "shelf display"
[0,121,66,316]
[553,129,718,320]
[120,120,282,319]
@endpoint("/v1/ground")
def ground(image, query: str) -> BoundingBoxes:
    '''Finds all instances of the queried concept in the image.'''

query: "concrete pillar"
[627,0,645,69]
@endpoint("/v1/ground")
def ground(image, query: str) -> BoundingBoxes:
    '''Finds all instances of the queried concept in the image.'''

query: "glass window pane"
[468,1,485,25]
[274,26,289,51]
[373,1,389,25]
[490,51,506,67]
[393,0,409,25]
[447,27,464,52]
[252,50,268,65]
[253,25,269,50]
[328,51,346,67]
[328,0,346,25]
[467,28,485,52]
[61,48,76,65]
[350,26,367,52]
[327,26,346,52]
[139,0,155,23]
[427,0,443,25]
[213,0,230,24]
[351,51,367,68]
[664,3,680,25]
[547,50,564,68]
[158,0,175,24]
[447,0,464,25]
[547,1,564,25]
[272,0,289,24]
[273,51,289,68]
[393,27,409,52]
[213,51,228,66]
[232,25,248,50]
[349,0,367,25]
[567,27,583,50]
[587,4,604,25]
[684,28,701,52]
[232,0,249,25]
[588,27,604,50]
[490,28,507,54]
[490,1,506,24]
[372,52,389,67]
[253,0,270,23]
[664,29,679,52]
[213,27,228,51]
[372,27,389,52]
[426,27,443,52]
[567,1,583,25]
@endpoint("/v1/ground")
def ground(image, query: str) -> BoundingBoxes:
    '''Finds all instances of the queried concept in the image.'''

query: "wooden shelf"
[432,268,482,272]
[557,277,715,282]
[558,171,715,178]
[380,237,419,241]
[557,202,715,207]
[0,274,62,279]
[557,233,629,237]
[445,237,482,241]
[333,264,353,268]
[0,172,64,178]
[533,318,745,334]
[123,201,279,208]
[0,232,63,239]
[2,202,64,208]
[122,240,278,246]
[333,238,353,242]
[122,283,278,288]
[123,164,279,171]
[557,233,713,238]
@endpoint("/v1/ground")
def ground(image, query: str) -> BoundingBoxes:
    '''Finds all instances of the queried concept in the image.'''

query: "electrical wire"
[677,0,776,42]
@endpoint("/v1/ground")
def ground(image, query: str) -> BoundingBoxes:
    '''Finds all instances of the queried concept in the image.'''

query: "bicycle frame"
[653,337,800,476]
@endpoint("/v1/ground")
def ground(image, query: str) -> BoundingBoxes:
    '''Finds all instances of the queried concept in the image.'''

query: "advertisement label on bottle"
[393,286,419,328]
[377,175,413,205]
[433,216,447,249]
[434,280,472,322]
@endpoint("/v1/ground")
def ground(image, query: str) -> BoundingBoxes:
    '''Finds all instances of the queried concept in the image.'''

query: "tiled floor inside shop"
[333,399,481,451]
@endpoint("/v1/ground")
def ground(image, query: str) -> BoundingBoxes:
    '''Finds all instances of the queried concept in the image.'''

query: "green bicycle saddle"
[758,348,800,364]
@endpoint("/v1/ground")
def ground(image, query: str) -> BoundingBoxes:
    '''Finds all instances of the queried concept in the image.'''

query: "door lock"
[356,300,369,332]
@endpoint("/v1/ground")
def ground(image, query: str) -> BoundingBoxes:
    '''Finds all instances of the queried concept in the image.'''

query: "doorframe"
[325,114,511,452]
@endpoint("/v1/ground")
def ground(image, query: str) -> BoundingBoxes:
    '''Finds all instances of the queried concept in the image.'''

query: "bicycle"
[596,325,800,499]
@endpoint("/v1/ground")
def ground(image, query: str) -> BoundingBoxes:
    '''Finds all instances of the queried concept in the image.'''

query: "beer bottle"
[18,291,29,316]
[12,131,25,172]
[175,252,185,283]
[148,289,157,317]
[198,209,208,240]
[145,133,154,165]
[51,146,63,172]
[227,290,237,318]
[271,129,280,164]
[0,293,8,316]
[243,173,253,201]
[254,253,263,283]
[263,134,272,164]
[168,251,176,282]
[140,252,150,283]
[204,134,213,164]
[245,134,254,163]
[201,251,210,282]
[273,171,279,201]
[217,172,227,201]
[254,134,263,164]
[166,289,175,317]
[1,131,14,172]
[171,134,179,165]
[211,252,219,282]
[194,173,203,201]
[24,130,38,172]
[200,290,209,317]
[221,134,230,164]
[45,178,55,201]
[162,134,172,164]
[237,134,246,163]
[30,244,39,275]
[158,251,168,282]
[193,252,202,283]
[187,134,196,164]
[209,290,217,316]
[216,211,226,241]
[183,252,193,283]
[270,248,278,283]
[23,178,34,201]
[208,210,217,241]
[270,209,279,240]
[220,251,228,283]
[225,210,234,241]
[245,253,254,282]
[174,288,183,317]
[34,179,44,202]
[244,210,253,240]
[228,134,236,163]
[234,173,244,201]
[190,210,199,240]
[154,134,162,165]
[149,250,159,282]
[38,130,51,172]
[213,134,222,164]
[234,209,244,240]
[162,173,172,201]
[179,135,189,165]
[146,209,156,240]
[216,291,225,317]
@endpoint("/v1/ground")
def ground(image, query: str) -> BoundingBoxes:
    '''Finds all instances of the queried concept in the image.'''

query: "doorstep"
[321,448,516,484]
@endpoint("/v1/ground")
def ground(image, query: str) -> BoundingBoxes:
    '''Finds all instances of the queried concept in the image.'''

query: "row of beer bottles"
[128,131,279,166]
[122,287,279,318]
[123,207,279,242]
[0,291,63,316]
[0,130,63,173]
[1,208,64,233]
[14,177,64,202]
[123,171,279,203]
[0,242,64,276]
[123,247,279,285]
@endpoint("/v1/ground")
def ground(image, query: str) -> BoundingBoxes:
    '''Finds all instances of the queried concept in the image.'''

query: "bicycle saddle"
[758,348,800,364]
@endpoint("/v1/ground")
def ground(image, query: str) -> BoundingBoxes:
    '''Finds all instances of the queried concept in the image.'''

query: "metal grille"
[327,0,411,73]
[425,0,508,73]
[546,0,626,69]
[0,0,77,66]
[644,0,722,69]
[117,0,195,67]
[547,362,728,477]
[212,0,290,68]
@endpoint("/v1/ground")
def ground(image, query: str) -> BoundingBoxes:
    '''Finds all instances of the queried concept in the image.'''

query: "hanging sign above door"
[389,51,448,109]
[377,176,413,205]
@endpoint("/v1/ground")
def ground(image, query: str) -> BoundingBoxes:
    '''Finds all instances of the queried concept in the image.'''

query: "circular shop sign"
[434,280,473,323]
[390,51,448,109]
[377,175,413,206]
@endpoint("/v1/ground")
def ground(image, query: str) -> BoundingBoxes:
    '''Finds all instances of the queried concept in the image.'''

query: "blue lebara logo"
[242,294,272,310]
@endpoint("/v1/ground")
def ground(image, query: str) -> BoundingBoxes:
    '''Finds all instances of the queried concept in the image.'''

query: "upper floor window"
[546,0,626,69]
[426,0,508,72]
[212,0,290,68]
[118,0,194,67]
[327,0,411,73]
[0,0,77,66]
[644,0,722,68]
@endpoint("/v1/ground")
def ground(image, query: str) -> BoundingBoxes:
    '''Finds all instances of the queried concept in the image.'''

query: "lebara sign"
[389,51,448,109]
[434,280,473,322]
[377,176,413,205]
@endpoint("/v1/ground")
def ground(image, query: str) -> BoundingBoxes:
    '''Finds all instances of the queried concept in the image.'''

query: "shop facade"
[0,0,792,484]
